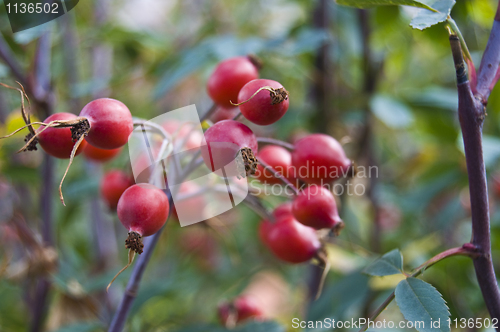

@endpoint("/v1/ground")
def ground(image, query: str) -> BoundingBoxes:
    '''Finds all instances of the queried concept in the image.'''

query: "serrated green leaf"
[410,0,456,30]
[364,249,403,276]
[395,278,450,332]
[335,0,438,12]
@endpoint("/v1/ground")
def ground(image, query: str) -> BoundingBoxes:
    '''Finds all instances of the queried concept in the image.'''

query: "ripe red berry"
[291,134,351,185]
[84,144,122,162]
[117,184,169,255]
[237,79,289,126]
[259,202,293,246]
[211,105,240,123]
[260,203,320,264]
[100,170,134,209]
[272,202,293,220]
[201,120,258,177]
[207,57,259,107]
[218,295,264,326]
[292,186,342,230]
[80,98,133,150]
[37,112,87,159]
[256,145,295,185]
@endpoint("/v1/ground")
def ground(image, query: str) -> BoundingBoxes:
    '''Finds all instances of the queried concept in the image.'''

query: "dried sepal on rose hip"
[232,79,289,126]
[0,95,133,205]
[200,120,258,178]
[107,184,169,291]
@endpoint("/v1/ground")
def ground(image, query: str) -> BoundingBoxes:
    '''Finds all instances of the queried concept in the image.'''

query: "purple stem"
[31,31,54,332]
[475,5,500,102]
[450,34,500,319]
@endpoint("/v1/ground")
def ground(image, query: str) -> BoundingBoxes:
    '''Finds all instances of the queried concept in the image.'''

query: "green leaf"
[335,0,438,12]
[364,249,403,276]
[370,95,414,129]
[410,0,456,30]
[395,278,450,332]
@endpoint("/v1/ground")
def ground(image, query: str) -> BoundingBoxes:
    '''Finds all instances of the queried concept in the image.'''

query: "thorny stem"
[256,137,295,150]
[358,245,480,332]
[448,31,500,319]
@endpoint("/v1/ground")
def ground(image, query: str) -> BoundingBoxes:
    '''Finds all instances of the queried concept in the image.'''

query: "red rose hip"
[292,186,342,230]
[207,57,259,107]
[84,144,122,162]
[80,98,133,150]
[256,145,295,185]
[118,184,169,244]
[100,170,134,209]
[292,134,351,185]
[201,120,258,177]
[37,112,87,159]
[260,203,320,264]
[237,79,289,126]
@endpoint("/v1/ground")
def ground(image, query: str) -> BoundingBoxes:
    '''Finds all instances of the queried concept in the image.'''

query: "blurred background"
[0,0,499,331]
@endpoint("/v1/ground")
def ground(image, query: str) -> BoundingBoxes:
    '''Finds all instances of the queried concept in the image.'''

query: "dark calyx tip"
[270,87,289,105]
[125,231,144,254]
[24,132,38,151]
[236,147,259,179]
[70,118,90,142]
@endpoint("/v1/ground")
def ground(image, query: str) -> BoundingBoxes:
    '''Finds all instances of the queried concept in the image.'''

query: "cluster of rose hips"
[0,92,171,285]
[1,55,353,324]
[203,56,352,325]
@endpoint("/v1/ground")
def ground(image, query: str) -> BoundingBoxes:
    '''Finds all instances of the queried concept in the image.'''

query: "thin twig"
[256,137,295,150]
